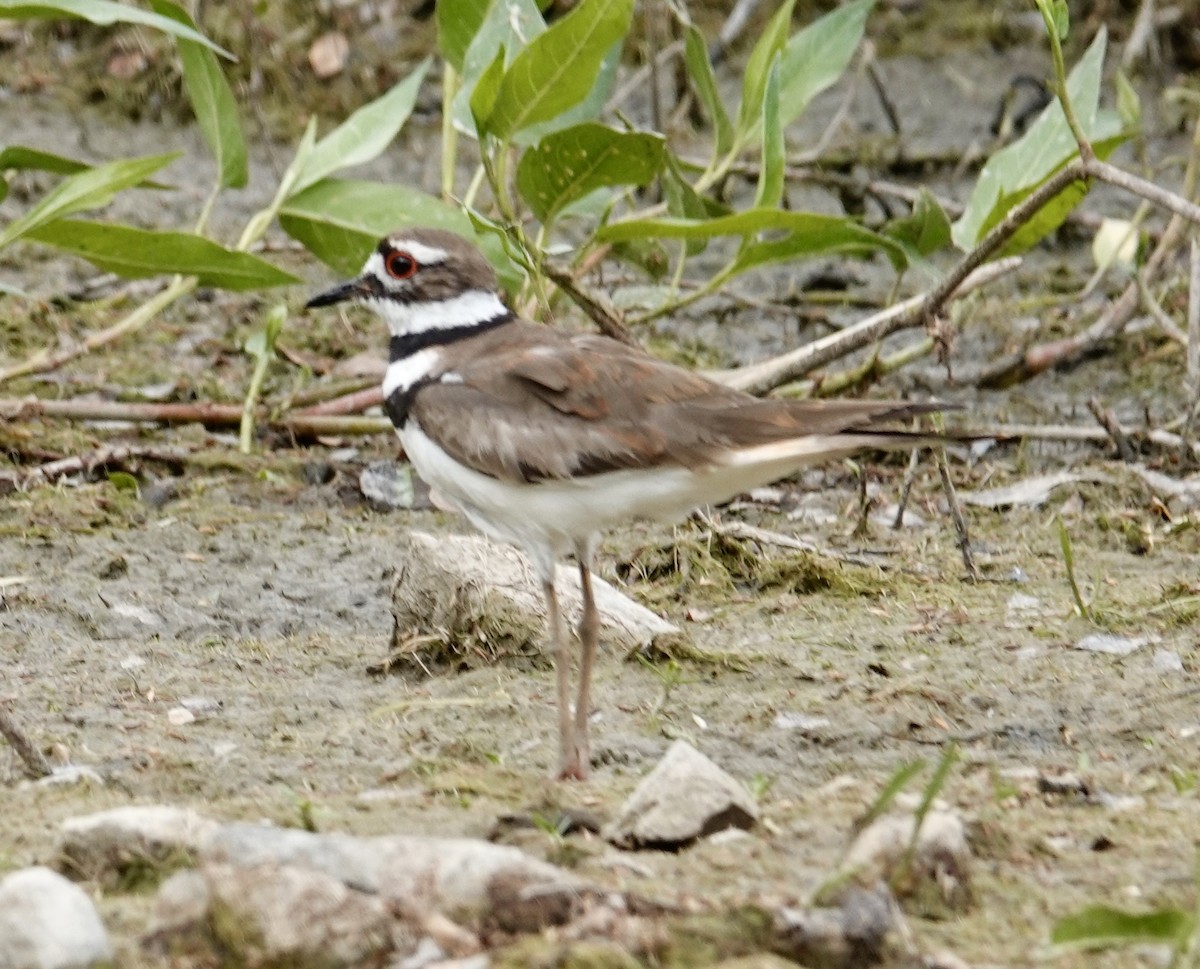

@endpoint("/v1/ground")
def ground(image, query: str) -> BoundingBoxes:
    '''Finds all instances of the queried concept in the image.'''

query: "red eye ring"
[384,250,418,279]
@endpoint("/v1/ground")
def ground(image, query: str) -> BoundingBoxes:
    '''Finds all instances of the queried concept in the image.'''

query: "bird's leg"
[568,545,600,781]
[542,577,576,779]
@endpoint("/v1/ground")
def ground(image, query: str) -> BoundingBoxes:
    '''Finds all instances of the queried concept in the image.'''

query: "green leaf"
[1052,905,1193,948]
[0,152,178,249]
[953,28,1118,249]
[734,0,796,144]
[777,0,873,128]
[291,58,431,196]
[882,188,951,258]
[451,0,544,138]
[598,209,902,268]
[516,42,619,146]
[1050,0,1070,39]
[481,0,633,140]
[978,129,1124,257]
[754,57,784,209]
[469,46,506,131]
[25,220,299,290]
[279,178,524,291]
[438,0,491,73]
[517,123,665,223]
[684,25,731,158]
[0,146,90,176]
[1115,69,1141,128]
[148,0,246,189]
[0,0,233,58]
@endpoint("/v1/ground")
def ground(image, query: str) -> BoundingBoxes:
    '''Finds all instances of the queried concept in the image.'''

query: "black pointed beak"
[305,277,370,309]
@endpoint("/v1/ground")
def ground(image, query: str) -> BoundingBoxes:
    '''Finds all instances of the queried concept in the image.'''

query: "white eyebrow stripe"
[389,240,450,264]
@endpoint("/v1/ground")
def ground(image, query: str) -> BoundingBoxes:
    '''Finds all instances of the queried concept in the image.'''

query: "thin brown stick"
[542,260,636,345]
[936,445,978,582]
[0,704,53,780]
[1187,238,1200,441]
[712,257,1020,395]
[1087,397,1136,462]
[294,385,384,417]
[0,397,393,437]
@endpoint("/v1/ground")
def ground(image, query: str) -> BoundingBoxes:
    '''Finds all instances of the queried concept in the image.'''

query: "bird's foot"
[556,739,591,781]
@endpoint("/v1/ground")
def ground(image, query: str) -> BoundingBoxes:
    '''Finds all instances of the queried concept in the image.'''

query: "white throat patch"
[383,347,442,399]
[369,288,509,338]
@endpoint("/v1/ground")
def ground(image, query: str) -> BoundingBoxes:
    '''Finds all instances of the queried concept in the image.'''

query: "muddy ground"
[3,5,1200,967]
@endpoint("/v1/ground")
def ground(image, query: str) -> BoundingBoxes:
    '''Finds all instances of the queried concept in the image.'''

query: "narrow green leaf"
[777,0,873,128]
[0,0,233,57]
[1115,69,1141,128]
[279,178,524,291]
[148,0,246,189]
[469,46,506,131]
[25,219,298,290]
[734,0,796,143]
[754,57,784,209]
[1050,0,1070,39]
[0,146,90,176]
[882,188,951,258]
[599,209,902,267]
[857,759,926,831]
[0,152,178,249]
[0,280,30,298]
[0,145,171,188]
[517,123,665,222]
[291,58,431,196]
[1052,905,1193,947]
[438,0,491,72]
[482,0,633,139]
[953,29,1114,249]
[684,25,732,158]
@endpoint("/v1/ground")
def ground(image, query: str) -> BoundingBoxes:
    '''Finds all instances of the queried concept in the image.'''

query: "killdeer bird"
[307,227,950,780]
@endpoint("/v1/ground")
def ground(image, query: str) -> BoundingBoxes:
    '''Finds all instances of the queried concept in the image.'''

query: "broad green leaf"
[684,25,731,158]
[279,178,523,291]
[0,152,178,249]
[149,0,246,189]
[0,0,232,57]
[25,220,298,290]
[469,46,506,131]
[754,57,784,209]
[481,0,633,140]
[291,59,431,196]
[598,209,902,268]
[516,42,619,145]
[777,0,873,128]
[734,0,796,144]
[438,0,491,72]
[517,123,665,222]
[1052,905,1193,947]
[978,129,1124,257]
[882,188,951,258]
[451,0,544,137]
[953,29,1115,249]
[609,237,670,279]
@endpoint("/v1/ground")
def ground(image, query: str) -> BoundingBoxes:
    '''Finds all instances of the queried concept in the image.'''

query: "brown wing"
[409,323,944,483]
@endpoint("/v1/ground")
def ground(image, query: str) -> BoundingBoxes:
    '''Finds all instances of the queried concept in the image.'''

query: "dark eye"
[384,250,417,279]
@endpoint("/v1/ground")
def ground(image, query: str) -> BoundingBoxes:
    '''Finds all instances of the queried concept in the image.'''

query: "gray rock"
[142,870,211,956]
[204,861,393,968]
[360,460,414,510]
[0,866,113,969]
[774,884,913,969]
[1075,632,1157,655]
[841,799,973,916]
[59,805,220,883]
[604,740,758,850]
[202,823,585,920]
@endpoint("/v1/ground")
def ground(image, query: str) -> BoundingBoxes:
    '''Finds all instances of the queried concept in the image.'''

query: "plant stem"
[441,62,461,202]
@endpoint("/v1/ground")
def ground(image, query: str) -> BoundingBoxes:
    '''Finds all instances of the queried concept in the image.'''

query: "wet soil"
[3,8,1200,968]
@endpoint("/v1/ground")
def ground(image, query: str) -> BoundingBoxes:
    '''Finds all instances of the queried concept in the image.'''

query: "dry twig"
[0,703,53,780]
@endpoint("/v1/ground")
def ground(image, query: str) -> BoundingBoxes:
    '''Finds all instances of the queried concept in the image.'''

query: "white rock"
[1075,632,1158,655]
[604,740,758,849]
[59,805,220,880]
[0,867,112,969]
